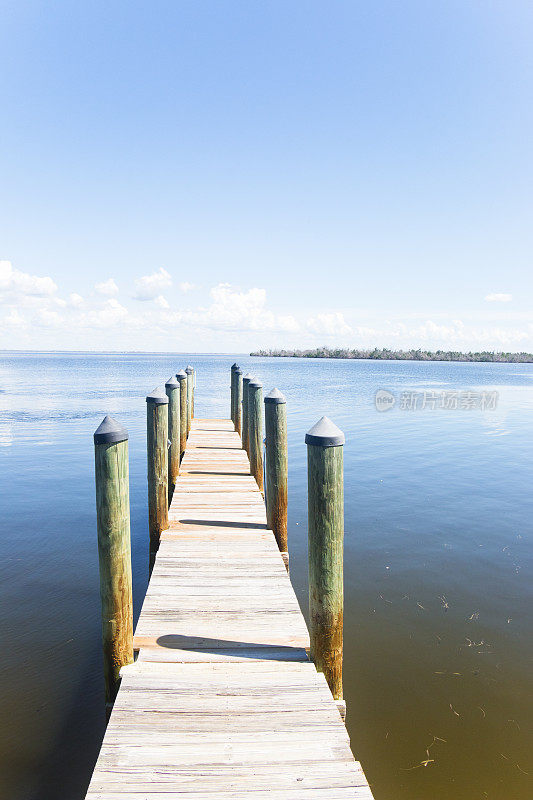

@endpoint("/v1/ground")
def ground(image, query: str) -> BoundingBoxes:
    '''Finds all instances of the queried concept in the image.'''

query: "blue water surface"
[0,353,532,799]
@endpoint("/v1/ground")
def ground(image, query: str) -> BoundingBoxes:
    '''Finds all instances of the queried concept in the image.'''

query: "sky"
[0,0,532,353]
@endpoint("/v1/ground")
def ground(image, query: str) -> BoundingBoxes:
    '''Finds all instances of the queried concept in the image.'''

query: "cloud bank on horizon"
[0,260,529,353]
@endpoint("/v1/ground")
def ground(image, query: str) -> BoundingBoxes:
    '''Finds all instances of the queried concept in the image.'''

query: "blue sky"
[1,0,532,351]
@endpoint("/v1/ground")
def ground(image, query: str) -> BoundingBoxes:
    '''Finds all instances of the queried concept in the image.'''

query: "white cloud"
[133,268,172,300]
[307,312,352,337]
[0,260,530,352]
[69,292,84,307]
[166,283,299,333]
[87,298,129,328]
[95,278,119,296]
[2,308,27,328]
[352,318,531,349]
[36,309,61,327]
[0,260,57,297]
[179,281,198,293]
[154,295,170,309]
[485,293,512,303]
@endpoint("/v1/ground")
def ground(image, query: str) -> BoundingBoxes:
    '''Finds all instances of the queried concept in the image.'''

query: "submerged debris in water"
[401,736,446,771]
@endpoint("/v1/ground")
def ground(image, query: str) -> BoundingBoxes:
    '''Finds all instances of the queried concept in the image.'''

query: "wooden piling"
[248,379,263,492]
[230,363,239,424]
[146,387,169,561]
[264,389,288,560]
[176,370,187,460]
[185,366,193,436]
[305,416,345,702]
[242,373,252,454]
[234,367,243,435]
[93,416,133,711]
[165,375,180,500]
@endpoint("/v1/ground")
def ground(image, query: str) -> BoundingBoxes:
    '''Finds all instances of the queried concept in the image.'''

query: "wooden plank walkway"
[86,418,373,799]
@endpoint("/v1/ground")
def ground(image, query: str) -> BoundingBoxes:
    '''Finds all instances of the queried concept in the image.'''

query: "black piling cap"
[231,362,239,370]
[305,416,345,447]
[248,379,262,389]
[176,369,187,381]
[235,366,243,375]
[94,415,128,445]
[146,386,169,405]
[264,388,286,405]
[165,375,179,389]
[243,373,253,382]
[185,365,194,374]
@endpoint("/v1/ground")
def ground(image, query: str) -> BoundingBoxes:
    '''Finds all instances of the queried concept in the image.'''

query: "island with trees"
[250,347,533,363]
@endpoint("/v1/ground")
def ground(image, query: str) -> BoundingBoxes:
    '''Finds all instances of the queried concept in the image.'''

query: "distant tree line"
[250,347,533,363]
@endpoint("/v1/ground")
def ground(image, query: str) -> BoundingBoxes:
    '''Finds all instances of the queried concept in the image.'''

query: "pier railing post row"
[165,375,180,501]
[93,416,133,713]
[248,379,263,491]
[305,416,345,713]
[185,365,194,436]
[264,389,288,568]
[146,387,169,567]
[230,363,238,424]
[242,373,252,454]
[176,370,187,461]
[234,367,243,435]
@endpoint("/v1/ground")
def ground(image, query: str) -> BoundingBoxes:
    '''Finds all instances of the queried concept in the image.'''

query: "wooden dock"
[86,417,373,798]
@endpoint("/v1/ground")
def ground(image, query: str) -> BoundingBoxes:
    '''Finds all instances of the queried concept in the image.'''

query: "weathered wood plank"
[85,416,373,799]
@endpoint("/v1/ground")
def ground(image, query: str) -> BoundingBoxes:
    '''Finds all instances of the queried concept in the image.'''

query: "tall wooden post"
[306,416,345,702]
[192,366,195,419]
[93,416,133,711]
[264,389,288,562]
[248,379,263,491]
[186,366,193,436]
[146,387,169,563]
[177,370,187,461]
[234,367,243,436]
[242,373,252,455]
[230,363,239,424]
[165,374,180,501]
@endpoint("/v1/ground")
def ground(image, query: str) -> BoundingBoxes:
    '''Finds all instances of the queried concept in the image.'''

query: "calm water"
[1,352,532,800]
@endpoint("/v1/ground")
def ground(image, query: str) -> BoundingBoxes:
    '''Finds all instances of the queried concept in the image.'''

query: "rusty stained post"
[234,366,243,436]
[230,362,238,424]
[264,388,288,569]
[146,387,169,568]
[176,370,187,461]
[306,416,345,713]
[248,379,263,491]
[165,374,180,501]
[93,416,133,713]
[242,373,253,455]
[185,365,194,436]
